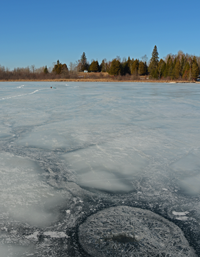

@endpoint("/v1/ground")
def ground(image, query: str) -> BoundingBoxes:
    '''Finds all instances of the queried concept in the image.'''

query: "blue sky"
[1,0,200,70]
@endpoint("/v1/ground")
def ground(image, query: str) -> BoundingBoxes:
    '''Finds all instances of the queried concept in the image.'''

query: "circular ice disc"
[79,206,196,257]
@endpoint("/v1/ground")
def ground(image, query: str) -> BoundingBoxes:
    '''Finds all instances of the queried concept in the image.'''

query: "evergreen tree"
[138,61,147,75]
[158,59,166,78]
[127,57,133,72]
[168,62,174,79]
[197,57,200,71]
[61,64,69,78]
[174,59,181,79]
[121,58,131,75]
[164,56,172,78]
[81,52,86,66]
[191,57,199,80]
[182,62,190,80]
[108,59,122,75]
[90,61,99,72]
[53,60,68,75]
[44,66,48,74]
[100,59,107,72]
[80,52,89,71]
[180,55,186,76]
[131,59,139,75]
[148,45,159,78]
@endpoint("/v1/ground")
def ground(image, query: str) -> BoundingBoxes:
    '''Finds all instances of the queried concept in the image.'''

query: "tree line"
[0,46,200,80]
[148,46,200,80]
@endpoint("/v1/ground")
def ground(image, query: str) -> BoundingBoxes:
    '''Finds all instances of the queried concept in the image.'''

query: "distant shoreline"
[0,79,199,83]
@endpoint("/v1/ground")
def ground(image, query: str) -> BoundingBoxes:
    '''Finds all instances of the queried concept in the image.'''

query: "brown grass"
[0,72,198,83]
[0,78,198,83]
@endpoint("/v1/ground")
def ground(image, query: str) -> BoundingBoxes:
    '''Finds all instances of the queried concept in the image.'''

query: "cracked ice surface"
[0,82,200,256]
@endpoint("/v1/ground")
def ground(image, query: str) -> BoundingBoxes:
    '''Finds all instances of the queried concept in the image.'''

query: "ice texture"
[79,206,196,257]
[63,143,148,192]
[0,152,64,226]
[0,82,200,256]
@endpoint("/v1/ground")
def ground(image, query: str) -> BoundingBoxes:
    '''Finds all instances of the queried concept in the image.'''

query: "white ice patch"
[172,211,189,221]
[43,231,68,238]
[26,232,39,240]
[63,141,148,193]
[17,85,25,88]
[172,211,189,216]
[175,216,188,221]
[0,153,65,227]
[16,121,86,151]
[17,128,68,150]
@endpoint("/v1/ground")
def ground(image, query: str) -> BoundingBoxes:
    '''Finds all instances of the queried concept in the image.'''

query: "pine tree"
[131,59,139,76]
[180,55,186,76]
[174,59,181,79]
[182,62,190,80]
[121,58,131,75]
[80,52,89,71]
[90,61,99,72]
[52,60,68,75]
[108,59,122,75]
[148,45,159,78]
[61,64,69,78]
[138,61,147,75]
[81,52,86,65]
[44,66,48,74]
[168,62,174,79]
[52,60,62,74]
[100,59,107,72]
[164,56,172,78]
[122,61,129,75]
[191,57,199,80]
[158,59,166,79]
[127,57,133,72]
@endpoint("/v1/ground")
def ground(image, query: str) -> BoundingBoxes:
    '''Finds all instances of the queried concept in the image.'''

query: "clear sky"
[1,0,200,70]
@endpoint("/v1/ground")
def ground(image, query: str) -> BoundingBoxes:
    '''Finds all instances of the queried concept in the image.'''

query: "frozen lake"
[0,82,200,256]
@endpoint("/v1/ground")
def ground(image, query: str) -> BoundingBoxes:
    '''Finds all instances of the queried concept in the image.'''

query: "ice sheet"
[0,82,200,256]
